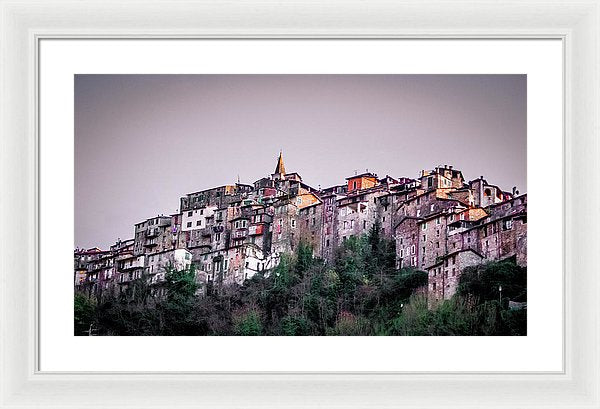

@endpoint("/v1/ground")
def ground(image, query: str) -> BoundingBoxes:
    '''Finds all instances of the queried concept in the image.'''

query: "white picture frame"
[1,1,598,408]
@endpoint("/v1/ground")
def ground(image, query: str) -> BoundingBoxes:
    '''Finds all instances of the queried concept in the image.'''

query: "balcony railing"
[146,228,159,238]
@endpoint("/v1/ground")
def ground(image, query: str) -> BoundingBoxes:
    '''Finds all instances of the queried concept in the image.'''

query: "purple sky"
[75,74,526,249]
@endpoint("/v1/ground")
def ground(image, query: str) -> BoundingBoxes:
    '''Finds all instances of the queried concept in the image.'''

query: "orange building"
[346,172,378,193]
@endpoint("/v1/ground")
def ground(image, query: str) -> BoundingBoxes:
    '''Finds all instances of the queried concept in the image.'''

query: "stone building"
[133,215,175,256]
[427,248,484,304]
[75,155,527,308]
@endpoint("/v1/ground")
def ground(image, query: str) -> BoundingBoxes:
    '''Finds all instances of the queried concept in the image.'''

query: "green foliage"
[233,310,262,336]
[79,234,526,336]
[458,261,527,303]
[326,311,372,336]
[74,293,96,335]
[280,315,311,336]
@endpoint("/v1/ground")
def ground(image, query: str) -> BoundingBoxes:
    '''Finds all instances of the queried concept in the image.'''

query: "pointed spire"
[274,151,286,175]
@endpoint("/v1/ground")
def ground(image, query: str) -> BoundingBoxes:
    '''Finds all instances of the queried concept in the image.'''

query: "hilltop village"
[75,153,527,305]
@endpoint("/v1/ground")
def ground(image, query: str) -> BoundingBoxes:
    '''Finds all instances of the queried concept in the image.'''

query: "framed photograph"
[1,1,599,408]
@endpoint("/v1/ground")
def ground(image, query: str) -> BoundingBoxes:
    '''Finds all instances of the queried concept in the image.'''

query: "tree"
[74,293,96,335]
[160,264,202,335]
[457,261,527,304]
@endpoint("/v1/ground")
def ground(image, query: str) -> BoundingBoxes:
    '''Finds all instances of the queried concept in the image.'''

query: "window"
[312,218,316,226]
[399,237,403,245]
[215,233,221,241]
[200,209,203,215]
[400,249,404,258]
[326,239,330,247]
[423,235,426,241]
[187,211,193,217]
[503,219,513,230]
[411,245,416,254]
[291,219,296,228]
[196,220,201,226]
[430,204,435,211]
[436,217,440,225]
[422,223,427,230]
[363,221,367,229]
[416,209,421,217]
[383,216,386,222]
[353,181,357,190]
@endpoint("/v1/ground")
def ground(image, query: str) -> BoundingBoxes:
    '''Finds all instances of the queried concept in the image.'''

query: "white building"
[181,206,217,231]
[146,248,192,283]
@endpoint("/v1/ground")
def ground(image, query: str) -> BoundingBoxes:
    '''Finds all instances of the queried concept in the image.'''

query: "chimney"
[480,176,484,180]
[449,165,453,170]
[512,186,517,195]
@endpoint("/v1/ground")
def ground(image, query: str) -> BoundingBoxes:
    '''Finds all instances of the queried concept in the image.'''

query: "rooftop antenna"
[354,169,358,175]
[237,174,240,184]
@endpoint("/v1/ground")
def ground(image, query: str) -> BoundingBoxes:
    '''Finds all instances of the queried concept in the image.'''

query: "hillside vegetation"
[75,223,526,336]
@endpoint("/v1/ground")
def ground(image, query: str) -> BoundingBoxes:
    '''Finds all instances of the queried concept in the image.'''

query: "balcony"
[121,262,144,271]
[146,228,159,238]
[144,240,158,248]
[235,228,249,238]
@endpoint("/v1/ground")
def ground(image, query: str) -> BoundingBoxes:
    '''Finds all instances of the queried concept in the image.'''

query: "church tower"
[272,151,286,180]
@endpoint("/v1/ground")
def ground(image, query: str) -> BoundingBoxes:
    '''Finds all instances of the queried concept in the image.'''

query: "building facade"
[75,155,527,306]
